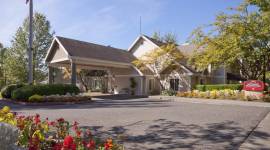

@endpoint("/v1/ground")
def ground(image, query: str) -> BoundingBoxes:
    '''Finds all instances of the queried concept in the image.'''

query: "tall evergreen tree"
[0,43,7,87]
[4,12,54,84]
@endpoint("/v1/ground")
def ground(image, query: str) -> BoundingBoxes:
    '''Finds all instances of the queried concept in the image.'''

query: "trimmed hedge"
[12,84,80,100]
[28,94,44,102]
[0,84,24,98]
[195,84,243,92]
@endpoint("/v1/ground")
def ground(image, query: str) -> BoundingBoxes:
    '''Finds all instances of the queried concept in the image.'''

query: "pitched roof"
[142,35,167,47]
[55,36,136,64]
[143,35,204,56]
[177,44,204,57]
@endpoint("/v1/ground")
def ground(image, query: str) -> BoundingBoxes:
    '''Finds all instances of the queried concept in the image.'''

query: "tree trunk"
[155,74,164,91]
[263,55,266,83]
[78,73,88,92]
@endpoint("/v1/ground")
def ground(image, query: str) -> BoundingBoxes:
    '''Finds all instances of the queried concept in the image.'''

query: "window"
[170,79,179,91]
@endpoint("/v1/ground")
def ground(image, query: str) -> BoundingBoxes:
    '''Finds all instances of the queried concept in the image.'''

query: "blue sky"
[0,0,243,49]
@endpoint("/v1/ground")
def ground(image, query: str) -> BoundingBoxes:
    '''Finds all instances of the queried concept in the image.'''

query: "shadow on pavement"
[0,98,170,111]
[92,94,148,100]
[81,119,270,150]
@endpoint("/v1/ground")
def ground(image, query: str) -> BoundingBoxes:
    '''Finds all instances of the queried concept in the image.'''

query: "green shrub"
[195,84,243,91]
[12,84,80,100]
[0,84,24,98]
[195,85,205,92]
[161,89,177,96]
[28,94,44,102]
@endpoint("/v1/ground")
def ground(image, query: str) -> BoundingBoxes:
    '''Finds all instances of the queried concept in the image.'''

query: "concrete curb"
[150,96,270,108]
[239,111,270,149]
[0,98,93,106]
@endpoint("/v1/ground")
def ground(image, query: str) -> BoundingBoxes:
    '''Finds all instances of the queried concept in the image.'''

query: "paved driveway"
[1,97,270,150]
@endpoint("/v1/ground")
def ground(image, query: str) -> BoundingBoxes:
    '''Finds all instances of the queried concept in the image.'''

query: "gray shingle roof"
[143,35,203,56]
[56,36,136,64]
[142,35,167,47]
[177,44,204,56]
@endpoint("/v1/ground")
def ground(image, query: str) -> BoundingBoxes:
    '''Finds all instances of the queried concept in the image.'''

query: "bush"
[0,84,24,98]
[161,89,177,96]
[195,85,205,92]
[195,84,243,91]
[12,84,80,100]
[28,94,44,102]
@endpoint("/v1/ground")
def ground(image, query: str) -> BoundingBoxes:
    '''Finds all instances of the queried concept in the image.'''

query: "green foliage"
[11,84,80,100]
[0,84,24,98]
[4,12,54,84]
[0,44,7,88]
[161,89,177,96]
[195,85,205,91]
[152,32,178,44]
[189,1,270,80]
[152,31,162,41]
[195,84,243,91]
[28,94,44,102]
[163,33,178,44]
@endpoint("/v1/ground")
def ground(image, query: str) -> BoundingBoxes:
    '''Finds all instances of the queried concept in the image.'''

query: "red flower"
[57,118,65,123]
[63,135,76,150]
[76,130,81,137]
[86,129,91,136]
[28,136,40,150]
[104,138,113,150]
[49,121,56,126]
[52,142,63,150]
[86,139,95,149]
[73,121,79,126]
[72,121,79,131]
[34,114,40,124]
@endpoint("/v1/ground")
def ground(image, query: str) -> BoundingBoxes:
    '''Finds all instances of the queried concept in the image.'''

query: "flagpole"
[28,0,33,84]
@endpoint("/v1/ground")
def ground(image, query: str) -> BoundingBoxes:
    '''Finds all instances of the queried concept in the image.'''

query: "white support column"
[48,66,53,84]
[140,76,146,95]
[107,69,112,93]
[71,62,77,85]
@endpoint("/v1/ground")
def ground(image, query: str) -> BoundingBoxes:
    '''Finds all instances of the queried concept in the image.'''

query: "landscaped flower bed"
[0,106,123,150]
[177,89,270,102]
[177,89,245,100]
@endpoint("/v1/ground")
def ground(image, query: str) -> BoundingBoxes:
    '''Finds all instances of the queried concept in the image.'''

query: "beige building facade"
[45,35,233,95]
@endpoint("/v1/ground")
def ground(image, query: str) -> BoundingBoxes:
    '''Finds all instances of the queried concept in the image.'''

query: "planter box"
[244,90,264,100]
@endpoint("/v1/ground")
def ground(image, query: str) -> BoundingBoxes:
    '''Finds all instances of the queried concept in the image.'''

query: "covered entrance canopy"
[45,36,146,95]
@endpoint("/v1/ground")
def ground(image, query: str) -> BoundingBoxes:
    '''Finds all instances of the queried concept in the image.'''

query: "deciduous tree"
[189,1,270,81]
[133,34,183,89]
